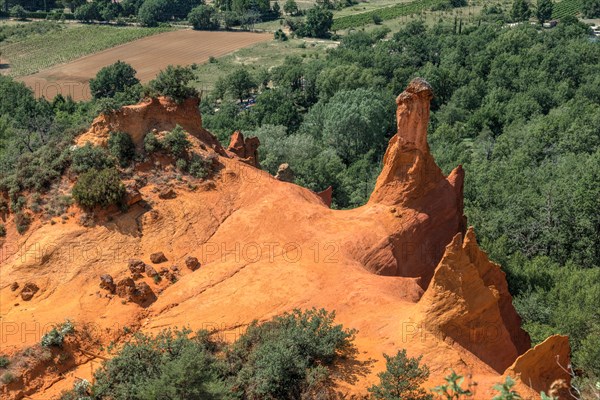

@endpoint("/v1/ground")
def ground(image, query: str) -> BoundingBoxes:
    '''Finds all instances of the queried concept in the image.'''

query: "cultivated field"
[1,24,173,77]
[192,38,335,91]
[18,29,271,100]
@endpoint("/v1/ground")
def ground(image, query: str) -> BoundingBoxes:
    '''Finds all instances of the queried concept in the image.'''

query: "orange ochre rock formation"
[0,79,570,399]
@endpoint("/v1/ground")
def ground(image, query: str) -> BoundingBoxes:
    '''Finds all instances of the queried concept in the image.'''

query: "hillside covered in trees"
[0,13,599,398]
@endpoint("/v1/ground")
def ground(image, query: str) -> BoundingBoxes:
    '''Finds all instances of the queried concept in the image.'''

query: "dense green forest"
[0,14,599,395]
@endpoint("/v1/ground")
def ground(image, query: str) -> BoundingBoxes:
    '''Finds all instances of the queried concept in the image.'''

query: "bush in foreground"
[368,350,432,400]
[60,308,357,399]
[41,320,75,348]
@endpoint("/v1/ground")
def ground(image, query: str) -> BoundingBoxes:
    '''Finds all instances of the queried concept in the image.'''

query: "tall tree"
[511,0,531,21]
[283,0,298,15]
[536,0,553,22]
[582,0,600,18]
[89,61,140,99]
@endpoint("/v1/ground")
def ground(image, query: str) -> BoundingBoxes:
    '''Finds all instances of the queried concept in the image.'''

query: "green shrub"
[274,29,288,41]
[0,356,9,369]
[90,61,140,99]
[163,126,191,157]
[188,5,219,30]
[137,0,169,27]
[63,308,356,399]
[432,371,473,399]
[226,308,356,398]
[0,224,6,237]
[91,329,226,399]
[144,132,162,153]
[108,131,136,167]
[175,158,188,172]
[0,371,15,384]
[368,350,432,400]
[71,143,115,174]
[60,379,91,399]
[72,168,125,209]
[492,376,522,400]
[10,5,27,20]
[11,196,27,212]
[41,320,75,348]
[15,212,31,235]
[0,198,8,214]
[188,154,211,179]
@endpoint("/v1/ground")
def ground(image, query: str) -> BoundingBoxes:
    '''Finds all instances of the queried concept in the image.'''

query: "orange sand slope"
[0,79,570,399]
[18,29,271,101]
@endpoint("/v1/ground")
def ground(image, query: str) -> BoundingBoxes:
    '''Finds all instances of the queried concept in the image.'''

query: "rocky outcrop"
[128,259,146,274]
[185,256,200,271]
[144,264,158,278]
[124,181,142,206]
[419,228,531,372]
[316,186,333,207]
[20,282,39,301]
[504,335,571,397]
[99,274,116,293]
[116,278,155,305]
[76,97,225,154]
[158,188,177,200]
[0,80,572,400]
[150,252,168,264]
[227,131,260,167]
[275,163,294,183]
[350,78,466,282]
[368,78,463,210]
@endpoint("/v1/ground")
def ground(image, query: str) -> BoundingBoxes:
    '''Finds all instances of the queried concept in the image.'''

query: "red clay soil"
[18,29,271,101]
[0,79,571,399]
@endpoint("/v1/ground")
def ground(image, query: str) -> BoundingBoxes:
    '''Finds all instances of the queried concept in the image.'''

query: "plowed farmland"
[19,29,271,101]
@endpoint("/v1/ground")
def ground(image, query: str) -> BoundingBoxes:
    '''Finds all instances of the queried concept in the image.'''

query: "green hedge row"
[27,11,76,20]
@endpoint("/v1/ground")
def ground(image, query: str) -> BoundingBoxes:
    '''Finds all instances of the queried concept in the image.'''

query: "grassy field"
[255,0,415,31]
[0,23,173,77]
[257,0,489,32]
[191,38,335,93]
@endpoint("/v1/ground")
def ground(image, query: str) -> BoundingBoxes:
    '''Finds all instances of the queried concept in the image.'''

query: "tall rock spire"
[369,78,457,207]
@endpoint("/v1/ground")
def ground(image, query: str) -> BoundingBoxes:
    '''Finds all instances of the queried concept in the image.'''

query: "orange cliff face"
[0,81,570,399]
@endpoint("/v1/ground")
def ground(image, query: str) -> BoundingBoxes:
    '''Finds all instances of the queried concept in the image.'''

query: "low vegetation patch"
[41,320,75,348]
[72,168,125,209]
[332,0,446,30]
[60,308,358,399]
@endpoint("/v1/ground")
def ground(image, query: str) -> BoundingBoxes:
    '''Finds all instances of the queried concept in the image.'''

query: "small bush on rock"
[72,168,125,209]
[163,125,191,157]
[144,132,162,153]
[108,131,136,167]
[188,154,210,179]
[41,320,75,348]
[71,143,115,174]
[15,212,31,234]
[368,349,432,400]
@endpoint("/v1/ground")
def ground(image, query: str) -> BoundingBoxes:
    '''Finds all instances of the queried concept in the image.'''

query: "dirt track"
[19,29,271,101]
